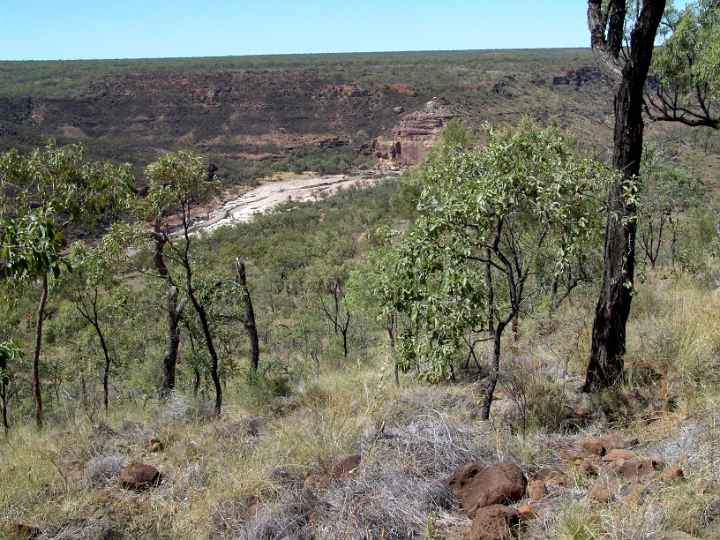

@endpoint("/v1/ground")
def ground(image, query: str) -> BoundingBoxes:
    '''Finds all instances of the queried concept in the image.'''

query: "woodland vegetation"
[1,1,720,539]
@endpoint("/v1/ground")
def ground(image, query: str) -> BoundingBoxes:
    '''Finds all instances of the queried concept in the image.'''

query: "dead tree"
[235,258,260,373]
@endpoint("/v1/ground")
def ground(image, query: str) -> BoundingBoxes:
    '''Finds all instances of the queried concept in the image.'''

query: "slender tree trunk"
[91,320,112,414]
[481,330,502,421]
[153,226,184,398]
[481,251,496,421]
[33,272,48,429]
[1,357,9,434]
[33,272,48,430]
[584,0,666,391]
[181,219,222,416]
[235,258,260,372]
[341,314,350,359]
[161,286,182,397]
[187,287,222,416]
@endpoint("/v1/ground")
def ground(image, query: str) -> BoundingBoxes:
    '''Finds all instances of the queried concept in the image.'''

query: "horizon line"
[0,46,592,64]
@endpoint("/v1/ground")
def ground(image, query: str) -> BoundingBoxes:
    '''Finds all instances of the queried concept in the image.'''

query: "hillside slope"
[0,49,615,182]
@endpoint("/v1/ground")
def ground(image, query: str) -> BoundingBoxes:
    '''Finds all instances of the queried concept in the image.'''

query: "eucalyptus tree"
[0,142,132,429]
[377,122,611,419]
[63,237,128,413]
[647,0,720,129]
[139,150,223,414]
[583,0,667,390]
[637,148,705,268]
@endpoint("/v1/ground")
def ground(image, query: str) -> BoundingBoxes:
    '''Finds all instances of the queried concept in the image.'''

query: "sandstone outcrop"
[373,97,456,168]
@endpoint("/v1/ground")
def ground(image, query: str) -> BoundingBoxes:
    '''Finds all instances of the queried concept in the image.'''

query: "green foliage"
[654,1,720,101]
[142,149,219,221]
[0,210,65,281]
[375,120,611,381]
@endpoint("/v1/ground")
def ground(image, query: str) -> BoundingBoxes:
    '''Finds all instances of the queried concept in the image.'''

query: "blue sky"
[1,1,590,61]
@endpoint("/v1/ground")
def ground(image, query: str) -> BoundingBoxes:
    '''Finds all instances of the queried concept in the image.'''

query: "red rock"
[449,463,527,518]
[516,503,536,520]
[610,459,664,482]
[148,437,164,453]
[620,482,647,508]
[579,458,599,476]
[465,504,520,540]
[535,468,568,487]
[119,463,160,490]
[579,433,635,456]
[330,454,361,479]
[661,465,684,482]
[527,480,546,501]
[602,449,635,463]
[588,478,619,503]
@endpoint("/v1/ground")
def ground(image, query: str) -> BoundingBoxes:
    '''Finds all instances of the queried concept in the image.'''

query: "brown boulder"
[119,463,161,490]
[602,449,635,463]
[516,503,535,520]
[660,465,684,482]
[330,454,361,479]
[610,458,664,482]
[527,480,546,501]
[578,458,599,476]
[620,482,647,509]
[534,468,568,487]
[465,505,519,540]
[449,463,527,518]
[8,523,41,539]
[579,433,637,456]
[148,437,164,453]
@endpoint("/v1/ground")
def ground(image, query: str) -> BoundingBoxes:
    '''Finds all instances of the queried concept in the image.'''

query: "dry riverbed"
[186,170,398,234]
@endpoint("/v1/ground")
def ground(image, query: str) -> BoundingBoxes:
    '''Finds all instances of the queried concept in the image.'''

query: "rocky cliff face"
[372,97,456,169]
[0,58,614,181]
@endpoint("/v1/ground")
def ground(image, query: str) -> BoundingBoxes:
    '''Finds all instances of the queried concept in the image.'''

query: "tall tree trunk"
[187,286,222,416]
[33,272,48,430]
[1,355,9,434]
[153,225,184,398]
[181,220,222,416]
[584,0,666,391]
[235,258,260,372]
[161,286,183,397]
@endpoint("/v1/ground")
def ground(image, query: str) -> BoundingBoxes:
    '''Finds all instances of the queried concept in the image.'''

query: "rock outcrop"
[373,97,456,169]
[448,462,527,518]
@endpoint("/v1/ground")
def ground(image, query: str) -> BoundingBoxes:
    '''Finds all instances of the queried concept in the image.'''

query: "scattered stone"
[588,478,620,503]
[8,522,41,539]
[465,504,519,540]
[620,482,647,509]
[449,463,527,518]
[330,454,361,480]
[148,437,164,453]
[534,468,568,487]
[661,465,685,482]
[579,433,636,456]
[578,458,599,476]
[303,473,330,491]
[527,480,546,501]
[119,463,161,490]
[602,448,636,463]
[610,458,664,482]
[516,503,536,520]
